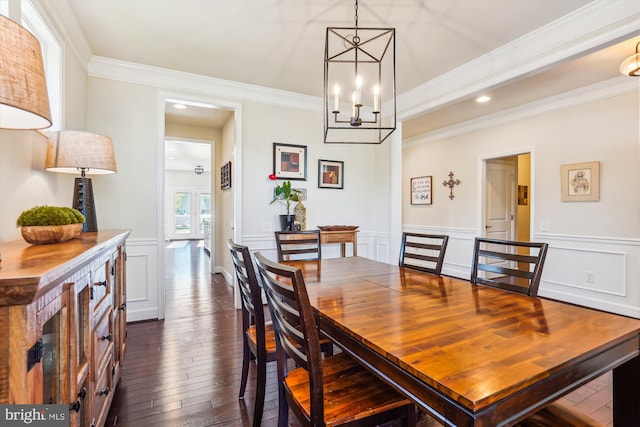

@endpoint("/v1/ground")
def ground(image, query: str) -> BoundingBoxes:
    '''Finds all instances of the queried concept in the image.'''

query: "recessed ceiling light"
[476,95,491,103]
[173,103,187,110]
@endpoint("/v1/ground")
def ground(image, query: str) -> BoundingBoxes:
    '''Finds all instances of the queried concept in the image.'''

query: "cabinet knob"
[118,303,127,311]
[69,387,87,412]
[98,387,110,396]
[95,280,108,287]
[100,333,112,342]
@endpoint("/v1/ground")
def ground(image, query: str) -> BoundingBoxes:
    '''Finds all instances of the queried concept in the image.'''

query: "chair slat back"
[470,237,548,296]
[254,253,324,423]
[275,230,321,262]
[227,240,264,335]
[399,232,449,276]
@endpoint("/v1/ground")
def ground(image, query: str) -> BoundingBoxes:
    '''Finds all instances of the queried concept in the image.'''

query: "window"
[21,1,62,130]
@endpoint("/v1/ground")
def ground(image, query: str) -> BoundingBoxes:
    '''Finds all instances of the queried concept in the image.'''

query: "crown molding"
[398,0,640,121]
[403,77,639,148]
[87,56,322,114]
[35,0,93,71]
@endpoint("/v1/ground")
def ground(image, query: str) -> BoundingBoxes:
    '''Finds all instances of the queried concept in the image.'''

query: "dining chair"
[227,239,274,427]
[470,237,549,297]
[228,239,333,427]
[254,252,417,427]
[274,230,321,262]
[399,232,449,275]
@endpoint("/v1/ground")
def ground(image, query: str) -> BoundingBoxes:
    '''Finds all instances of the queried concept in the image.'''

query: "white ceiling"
[60,0,639,168]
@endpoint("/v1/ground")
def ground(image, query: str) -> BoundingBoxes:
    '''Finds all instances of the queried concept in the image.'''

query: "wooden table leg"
[613,354,640,426]
[353,232,357,256]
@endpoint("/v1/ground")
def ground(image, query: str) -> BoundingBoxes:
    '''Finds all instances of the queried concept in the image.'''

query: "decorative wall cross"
[442,171,461,200]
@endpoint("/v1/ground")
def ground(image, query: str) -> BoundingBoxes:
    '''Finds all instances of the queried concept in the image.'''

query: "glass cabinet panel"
[42,310,63,404]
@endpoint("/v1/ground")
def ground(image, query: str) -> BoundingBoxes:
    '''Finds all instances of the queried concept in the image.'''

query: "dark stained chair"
[228,239,333,427]
[254,252,417,427]
[274,230,321,262]
[470,237,549,297]
[399,232,449,276]
[227,239,274,427]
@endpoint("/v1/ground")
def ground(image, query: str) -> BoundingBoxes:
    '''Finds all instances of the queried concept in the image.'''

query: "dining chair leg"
[277,374,289,427]
[238,335,250,398]
[252,354,267,427]
[403,405,417,427]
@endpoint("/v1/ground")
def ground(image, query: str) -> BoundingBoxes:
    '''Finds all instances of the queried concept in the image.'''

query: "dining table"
[284,256,640,427]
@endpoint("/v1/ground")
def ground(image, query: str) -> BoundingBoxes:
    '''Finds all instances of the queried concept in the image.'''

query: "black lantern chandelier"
[324,0,396,144]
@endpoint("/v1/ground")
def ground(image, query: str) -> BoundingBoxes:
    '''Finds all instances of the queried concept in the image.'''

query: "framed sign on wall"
[411,176,432,205]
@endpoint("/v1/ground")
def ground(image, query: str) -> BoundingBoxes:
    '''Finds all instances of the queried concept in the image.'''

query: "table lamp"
[45,130,117,232]
[1,15,52,261]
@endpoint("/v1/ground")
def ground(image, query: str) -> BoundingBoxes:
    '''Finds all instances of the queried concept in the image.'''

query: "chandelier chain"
[354,0,358,29]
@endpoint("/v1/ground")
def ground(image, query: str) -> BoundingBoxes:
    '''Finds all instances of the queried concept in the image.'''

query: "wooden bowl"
[21,223,83,244]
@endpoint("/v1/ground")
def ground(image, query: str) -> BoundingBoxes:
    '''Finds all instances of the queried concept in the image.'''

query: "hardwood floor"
[106,241,612,426]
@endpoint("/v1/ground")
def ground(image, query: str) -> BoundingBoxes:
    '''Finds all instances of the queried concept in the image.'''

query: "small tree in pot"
[269,175,301,231]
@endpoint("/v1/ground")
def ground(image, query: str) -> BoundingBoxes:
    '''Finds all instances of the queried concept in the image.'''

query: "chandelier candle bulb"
[373,85,380,113]
[352,92,357,117]
[333,84,340,112]
[355,75,363,105]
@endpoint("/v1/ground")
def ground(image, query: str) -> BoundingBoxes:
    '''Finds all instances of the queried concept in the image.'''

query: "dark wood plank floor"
[106,241,612,426]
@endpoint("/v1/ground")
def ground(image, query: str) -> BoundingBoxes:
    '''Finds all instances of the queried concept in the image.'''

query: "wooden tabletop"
[286,256,640,426]
[0,230,130,306]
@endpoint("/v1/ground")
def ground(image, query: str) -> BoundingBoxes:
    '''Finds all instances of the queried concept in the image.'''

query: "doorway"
[483,152,531,242]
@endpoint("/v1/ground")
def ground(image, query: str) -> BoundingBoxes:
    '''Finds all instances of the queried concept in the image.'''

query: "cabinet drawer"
[93,308,113,371]
[92,353,113,427]
[91,263,110,317]
[322,232,353,244]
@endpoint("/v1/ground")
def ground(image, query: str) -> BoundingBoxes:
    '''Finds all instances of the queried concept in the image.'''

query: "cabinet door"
[69,275,91,427]
[37,288,71,405]
[111,246,127,384]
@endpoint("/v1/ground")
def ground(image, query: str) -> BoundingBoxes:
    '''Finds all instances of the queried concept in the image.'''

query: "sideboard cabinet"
[0,230,130,427]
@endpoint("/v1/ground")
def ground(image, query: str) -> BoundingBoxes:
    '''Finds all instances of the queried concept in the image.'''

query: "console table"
[0,230,129,427]
[319,229,358,257]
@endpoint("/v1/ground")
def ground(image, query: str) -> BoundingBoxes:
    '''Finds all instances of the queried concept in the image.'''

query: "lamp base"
[72,176,98,232]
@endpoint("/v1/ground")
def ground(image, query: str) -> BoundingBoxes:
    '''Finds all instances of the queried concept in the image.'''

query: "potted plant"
[269,175,301,231]
[16,205,86,244]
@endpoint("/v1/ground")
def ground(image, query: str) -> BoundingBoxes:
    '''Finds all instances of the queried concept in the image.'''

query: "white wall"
[79,58,394,319]
[403,84,640,317]
[0,9,88,243]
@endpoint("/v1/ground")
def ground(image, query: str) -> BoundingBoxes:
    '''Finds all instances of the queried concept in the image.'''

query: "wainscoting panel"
[536,233,640,318]
[125,239,160,322]
[403,226,640,318]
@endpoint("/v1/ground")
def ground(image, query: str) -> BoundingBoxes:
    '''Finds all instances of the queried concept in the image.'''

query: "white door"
[167,187,210,240]
[483,159,516,276]
[485,159,515,240]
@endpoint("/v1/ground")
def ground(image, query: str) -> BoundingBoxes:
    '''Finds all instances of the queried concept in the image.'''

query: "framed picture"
[318,159,344,189]
[561,161,600,202]
[273,142,307,180]
[518,185,528,205]
[220,161,231,190]
[410,176,432,205]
